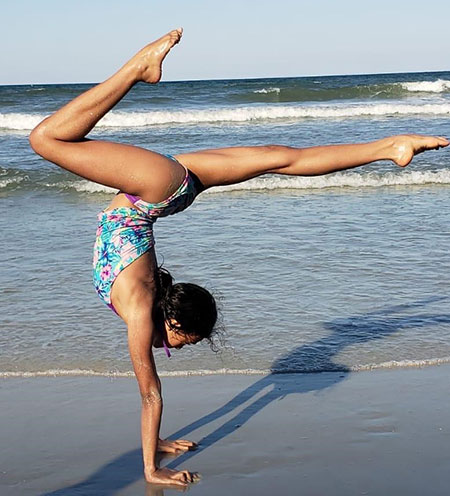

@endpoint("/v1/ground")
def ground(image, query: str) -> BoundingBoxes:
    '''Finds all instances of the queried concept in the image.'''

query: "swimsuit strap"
[163,339,172,358]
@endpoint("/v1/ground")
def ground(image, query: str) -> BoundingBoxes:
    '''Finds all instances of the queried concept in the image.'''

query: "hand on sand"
[158,438,198,453]
[145,467,200,487]
[130,29,183,84]
[390,134,449,167]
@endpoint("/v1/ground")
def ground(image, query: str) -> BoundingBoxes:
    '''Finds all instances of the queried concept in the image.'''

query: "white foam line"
[45,180,117,194]
[0,112,45,130]
[0,177,24,188]
[206,170,450,194]
[254,87,281,94]
[401,79,450,93]
[2,358,450,378]
[28,170,450,195]
[0,368,268,378]
[78,104,450,126]
[2,101,450,130]
[349,356,450,371]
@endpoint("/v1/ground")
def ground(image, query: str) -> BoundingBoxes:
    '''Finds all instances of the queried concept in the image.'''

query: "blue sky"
[2,0,450,84]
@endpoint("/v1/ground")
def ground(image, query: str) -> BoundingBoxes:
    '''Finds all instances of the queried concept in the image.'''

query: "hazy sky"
[2,0,450,84]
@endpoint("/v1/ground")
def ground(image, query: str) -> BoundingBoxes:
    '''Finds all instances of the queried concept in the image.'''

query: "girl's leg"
[30,30,185,202]
[176,136,449,189]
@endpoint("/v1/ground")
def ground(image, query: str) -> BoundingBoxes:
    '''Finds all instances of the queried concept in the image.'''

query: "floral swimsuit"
[93,155,204,316]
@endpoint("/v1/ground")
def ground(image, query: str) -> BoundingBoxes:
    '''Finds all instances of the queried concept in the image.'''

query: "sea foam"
[3,170,450,194]
[208,170,450,193]
[401,79,450,93]
[2,356,450,378]
[0,177,24,188]
[0,112,44,130]
[2,102,450,131]
[253,87,281,94]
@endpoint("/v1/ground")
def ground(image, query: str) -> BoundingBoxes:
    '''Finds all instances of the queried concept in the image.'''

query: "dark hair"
[155,267,218,342]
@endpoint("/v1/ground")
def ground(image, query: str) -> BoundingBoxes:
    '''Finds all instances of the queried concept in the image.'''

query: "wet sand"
[1,365,450,495]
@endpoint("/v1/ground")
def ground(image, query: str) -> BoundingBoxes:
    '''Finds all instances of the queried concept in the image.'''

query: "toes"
[171,28,183,41]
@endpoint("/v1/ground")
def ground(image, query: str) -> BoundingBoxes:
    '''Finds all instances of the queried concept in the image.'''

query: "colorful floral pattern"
[93,167,200,308]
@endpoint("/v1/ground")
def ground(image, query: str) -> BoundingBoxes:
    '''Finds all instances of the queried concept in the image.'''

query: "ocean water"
[1,72,450,377]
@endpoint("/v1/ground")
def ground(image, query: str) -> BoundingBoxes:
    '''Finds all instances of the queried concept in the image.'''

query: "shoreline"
[3,355,450,378]
[2,365,450,495]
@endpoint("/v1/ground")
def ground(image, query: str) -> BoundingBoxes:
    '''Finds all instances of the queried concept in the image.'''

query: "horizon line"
[1,69,449,87]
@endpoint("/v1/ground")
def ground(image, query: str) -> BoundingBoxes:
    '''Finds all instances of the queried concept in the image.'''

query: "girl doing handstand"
[30,29,449,486]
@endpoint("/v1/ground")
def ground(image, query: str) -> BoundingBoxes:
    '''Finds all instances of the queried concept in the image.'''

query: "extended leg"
[176,136,449,189]
[30,30,185,201]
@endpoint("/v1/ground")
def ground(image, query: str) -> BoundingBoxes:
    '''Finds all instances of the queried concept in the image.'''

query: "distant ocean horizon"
[7,67,450,85]
[1,70,450,377]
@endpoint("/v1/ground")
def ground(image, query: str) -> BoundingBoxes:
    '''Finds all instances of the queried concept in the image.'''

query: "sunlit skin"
[152,320,203,351]
[165,328,203,350]
[29,28,449,487]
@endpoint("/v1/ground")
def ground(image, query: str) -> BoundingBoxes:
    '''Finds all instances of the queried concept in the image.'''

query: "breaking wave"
[2,101,450,131]
[2,170,450,194]
[401,79,450,93]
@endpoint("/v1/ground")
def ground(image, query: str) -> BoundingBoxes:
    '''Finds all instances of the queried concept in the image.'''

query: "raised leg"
[176,136,449,189]
[30,29,448,196]
[30,29,185,202]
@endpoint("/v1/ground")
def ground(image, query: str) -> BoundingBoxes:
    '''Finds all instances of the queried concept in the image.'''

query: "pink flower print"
[124,217,136,227]
[107,213,123,223]
[100,264,112,281]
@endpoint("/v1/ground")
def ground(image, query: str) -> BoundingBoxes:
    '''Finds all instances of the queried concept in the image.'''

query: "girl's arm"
[126,296,193,486]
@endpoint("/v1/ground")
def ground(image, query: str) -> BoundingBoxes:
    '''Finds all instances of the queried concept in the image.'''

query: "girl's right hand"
[145,467,197,486]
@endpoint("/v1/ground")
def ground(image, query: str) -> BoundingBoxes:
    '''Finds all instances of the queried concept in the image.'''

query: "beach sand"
[1,365,450,495]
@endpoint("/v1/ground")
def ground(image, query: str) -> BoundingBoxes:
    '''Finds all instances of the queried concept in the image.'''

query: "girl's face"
[165,320,202,349]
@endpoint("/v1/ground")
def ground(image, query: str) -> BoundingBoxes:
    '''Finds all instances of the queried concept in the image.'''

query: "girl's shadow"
[166,295,450,469]
[41,296,450,495]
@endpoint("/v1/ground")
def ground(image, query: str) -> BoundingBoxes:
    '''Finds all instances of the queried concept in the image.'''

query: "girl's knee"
[29,125,51,156]
[263,144,291,153]
[262,145,295,170]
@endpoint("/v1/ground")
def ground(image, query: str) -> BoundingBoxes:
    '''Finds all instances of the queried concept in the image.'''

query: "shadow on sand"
[41,296,450,495]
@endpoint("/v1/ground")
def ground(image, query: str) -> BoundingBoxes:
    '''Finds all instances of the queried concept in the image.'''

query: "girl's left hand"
[158,438,198,453]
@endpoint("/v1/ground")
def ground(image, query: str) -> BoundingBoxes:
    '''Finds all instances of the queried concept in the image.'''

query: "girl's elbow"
[141,389,162,407]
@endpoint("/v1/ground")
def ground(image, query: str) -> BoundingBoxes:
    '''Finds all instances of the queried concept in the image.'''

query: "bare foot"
[389,134,449,167]
[130,28,183,84]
